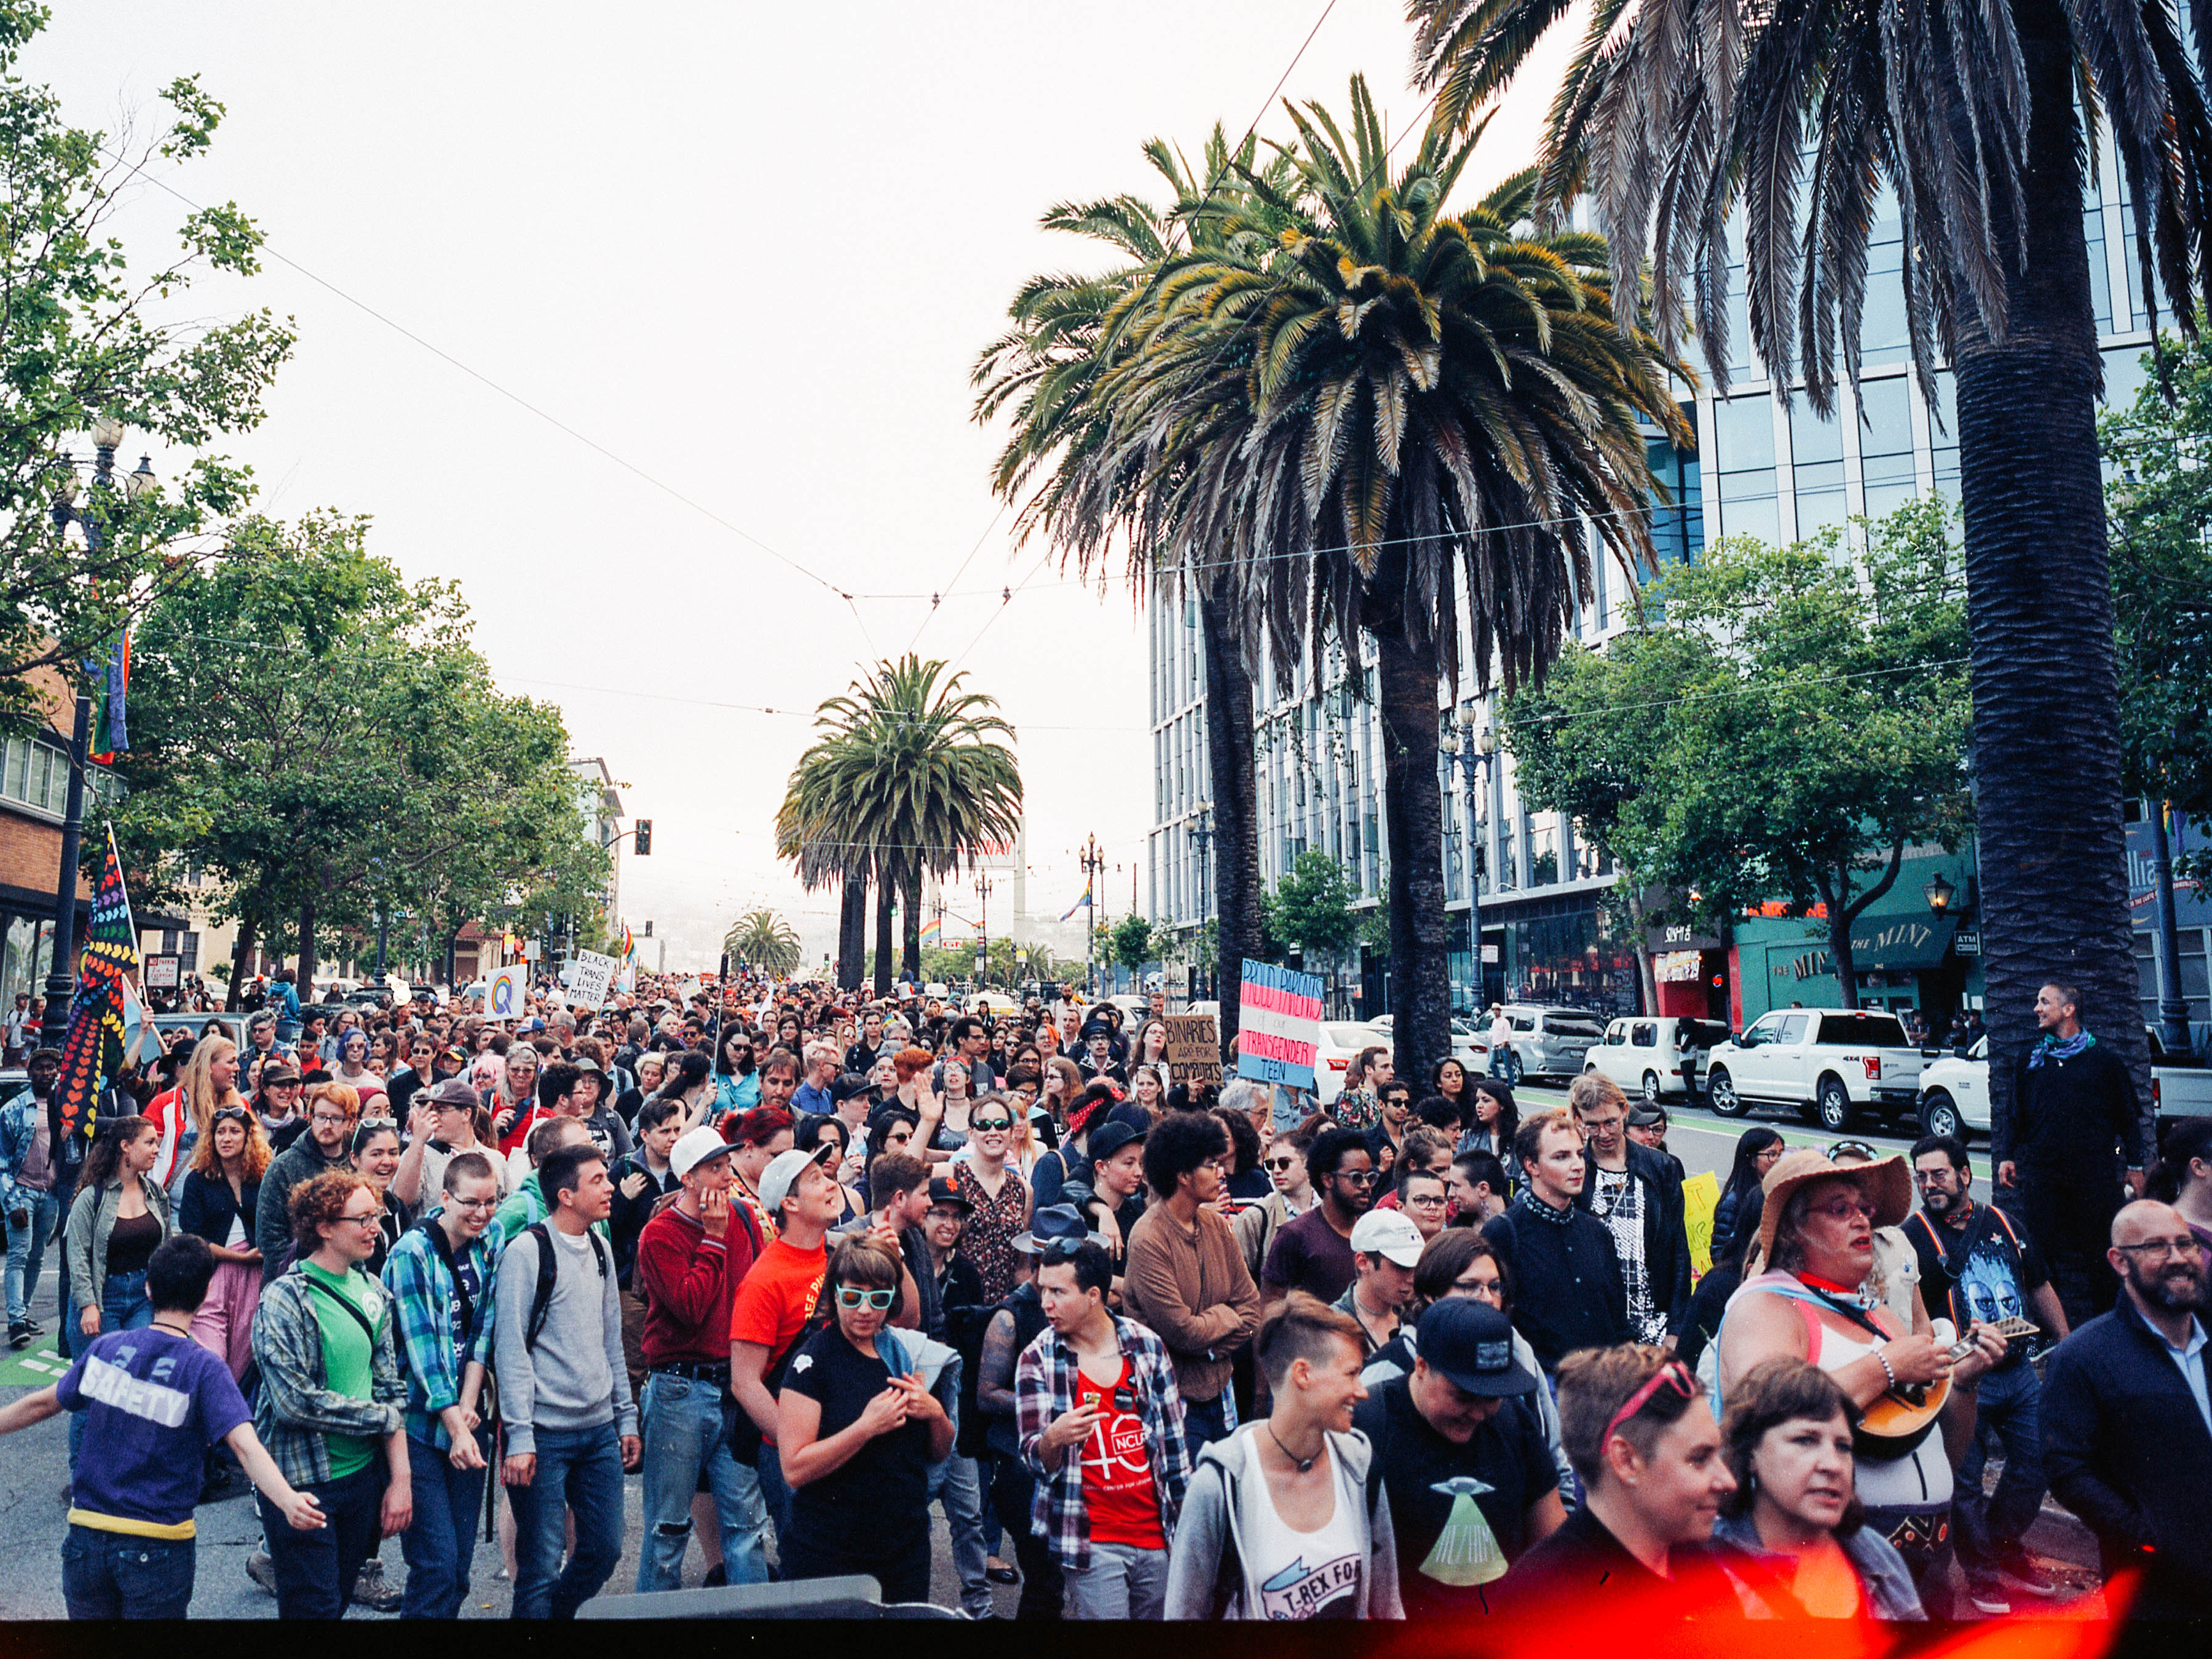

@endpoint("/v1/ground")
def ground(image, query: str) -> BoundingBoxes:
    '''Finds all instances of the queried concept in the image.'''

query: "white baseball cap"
[759,1143,835,1216]
[1349,1207,1425,1267]
[670,1126,735,1179]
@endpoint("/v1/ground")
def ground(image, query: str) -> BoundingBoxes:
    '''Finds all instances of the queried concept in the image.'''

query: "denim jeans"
[259,1460,387,1619]
[635,1372,770,1592]
[398,1434,486,1618]
[61,1524,195,1618]
[1063,1539,1168,1619]
[6,1189,58,1323]
[67,1270,152,1472]
[1954,1358,2046,1589]
[511,1422,625,1620]
[1182,1392,1235,1450]
[925,1452,993,1617]
[756,1438,796,1538]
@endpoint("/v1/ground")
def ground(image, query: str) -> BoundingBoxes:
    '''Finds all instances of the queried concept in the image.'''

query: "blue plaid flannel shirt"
[381,1213,497,1452]
[1014,1312,1191,1570]
[249,1264,406,1489]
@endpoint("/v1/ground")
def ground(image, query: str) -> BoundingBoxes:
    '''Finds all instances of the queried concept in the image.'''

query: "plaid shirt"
[1014,1312,1191,1570]
[381,1213,497,1451]
[249,1263,406,1488]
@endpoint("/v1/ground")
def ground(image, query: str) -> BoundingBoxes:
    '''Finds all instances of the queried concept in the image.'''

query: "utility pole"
[1080,835,1104,999]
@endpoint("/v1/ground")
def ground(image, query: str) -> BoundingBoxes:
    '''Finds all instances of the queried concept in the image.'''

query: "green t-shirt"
[301,1261,382,1478]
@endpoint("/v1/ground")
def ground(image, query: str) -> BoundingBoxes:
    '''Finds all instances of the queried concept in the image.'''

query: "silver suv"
[1490,1004,1608,1084]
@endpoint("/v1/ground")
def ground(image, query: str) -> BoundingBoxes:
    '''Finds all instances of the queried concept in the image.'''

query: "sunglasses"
[213,1107,253,1126]
[970,1117,1013,1132]
[1601,1359,1699,1447]
[835,1286,895,1310]
[1262,1156,1298,1171]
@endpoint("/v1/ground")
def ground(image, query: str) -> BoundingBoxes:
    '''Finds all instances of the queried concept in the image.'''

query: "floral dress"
[953,1160,1032,1303]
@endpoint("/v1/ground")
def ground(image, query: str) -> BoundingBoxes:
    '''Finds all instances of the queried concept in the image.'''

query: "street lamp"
[1190,806,1213,1001]
[1080,834,1105,999]
[1922,873,1957,916]
[40,422,152,1050]
[1442,705,1496,1012]
[975,873,994,987]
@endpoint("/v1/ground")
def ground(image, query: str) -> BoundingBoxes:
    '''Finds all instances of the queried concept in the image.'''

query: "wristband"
[1873,1345,1897,1390]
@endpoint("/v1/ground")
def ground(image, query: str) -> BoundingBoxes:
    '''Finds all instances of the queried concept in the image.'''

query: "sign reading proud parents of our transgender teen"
[1236,958,1323,1091]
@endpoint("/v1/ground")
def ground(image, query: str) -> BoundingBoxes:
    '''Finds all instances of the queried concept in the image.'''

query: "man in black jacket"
[2041,1199,2211,1620]
[1482,1108,1630,1374]
[1568,1075,1691,1345]
[1994,981,2147,1318]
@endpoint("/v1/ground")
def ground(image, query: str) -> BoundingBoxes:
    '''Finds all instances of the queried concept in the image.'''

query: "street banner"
[1164,1014,1220,1088]
[569,949,618,1009]
[1682,1169,1721,1278]
[486,965,527,1021]
[53,826,140,1141]
[1236,959,1322,1091]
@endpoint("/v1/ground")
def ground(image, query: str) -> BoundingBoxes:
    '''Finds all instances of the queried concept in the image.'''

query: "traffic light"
[642,920,652,937]
[634,819,652,855]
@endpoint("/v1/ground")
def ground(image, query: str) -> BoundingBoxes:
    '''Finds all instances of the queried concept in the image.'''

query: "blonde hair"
[180,1036,245,1146]
[190,1104,272,1183]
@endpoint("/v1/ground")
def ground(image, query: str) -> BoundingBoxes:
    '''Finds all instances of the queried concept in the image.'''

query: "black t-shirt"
[1901,1203,2047,1365]
[1354,1374,1558,1616]
[783,1325,934,1557]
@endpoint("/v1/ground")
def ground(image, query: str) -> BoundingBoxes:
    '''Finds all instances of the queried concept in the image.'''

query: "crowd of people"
[0,968,2201,1622]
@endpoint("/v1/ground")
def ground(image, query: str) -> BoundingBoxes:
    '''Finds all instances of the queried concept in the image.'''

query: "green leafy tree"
[2102,331,2212,876]
[1110,913,1156,973]
[0,4,293,723]
[725,909,802,978]
[1263,849,1364,957]
[1504,498,1970,1008]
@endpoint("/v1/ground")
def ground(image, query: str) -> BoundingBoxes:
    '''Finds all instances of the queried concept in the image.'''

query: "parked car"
[1583,1016,1731,1104]
[1918,1025,2212,1142]
[1369,1013,1488,1076]
[1704,1007,1926,1131]
[150,1011,248,1055]
[1314,1021,1391,1107]
[1489,1004,1607,1085]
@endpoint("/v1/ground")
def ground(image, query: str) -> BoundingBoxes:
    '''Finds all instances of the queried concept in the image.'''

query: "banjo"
[1857,1315,2040,1443]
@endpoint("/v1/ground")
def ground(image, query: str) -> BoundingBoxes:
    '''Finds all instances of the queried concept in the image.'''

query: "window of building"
[1856,375,1917,518]
[2084,183,2114,332]
[1714,394,1779,543]
[1860,192,1910,366]
[1790,399,1847,537]
[1930,371,1959,498]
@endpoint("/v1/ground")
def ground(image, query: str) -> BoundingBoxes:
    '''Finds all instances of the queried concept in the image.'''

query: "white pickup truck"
[1919,1026,2212,1142]
[1704,1007,1927,1131]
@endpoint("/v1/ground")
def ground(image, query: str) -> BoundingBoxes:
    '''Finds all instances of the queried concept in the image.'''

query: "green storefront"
[1729,845,1984,1028]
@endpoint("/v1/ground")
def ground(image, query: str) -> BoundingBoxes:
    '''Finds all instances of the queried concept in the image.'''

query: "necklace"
[1266,1420,1322,1474]
[151,1317,194,1339]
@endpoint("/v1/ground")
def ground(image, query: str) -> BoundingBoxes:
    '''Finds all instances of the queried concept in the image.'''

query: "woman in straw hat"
[1715,1147,2008,1612]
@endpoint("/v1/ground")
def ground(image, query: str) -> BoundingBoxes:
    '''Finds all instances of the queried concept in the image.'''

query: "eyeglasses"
[1912,1168,1959,1185]
[1334,1169,1380,1186]
[970,1117,1013,1132]
[309,1113,354,1129]
[1809,1195,1877,1222]
[2114,1238,2202,1259]
[338,1210,384,1228]
[835,1286,896,1310]
[1262,1157,1298,1171]
[1453,1275,1503,1301]
[1600,1358,1699,1447]
[449,1195,499,1211]
[1404,1193,1448,1209]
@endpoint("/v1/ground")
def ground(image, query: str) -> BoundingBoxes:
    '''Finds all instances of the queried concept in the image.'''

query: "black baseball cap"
[1416,1297,1539,1396]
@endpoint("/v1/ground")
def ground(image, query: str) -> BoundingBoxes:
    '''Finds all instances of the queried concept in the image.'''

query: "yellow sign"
[1682,1169,1721,1280]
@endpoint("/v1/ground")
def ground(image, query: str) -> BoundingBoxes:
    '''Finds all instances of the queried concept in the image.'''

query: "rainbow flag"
[1061,879,1092,922]
[919,916,942,948]
[620,922,635,960]
[53,826,140,1142]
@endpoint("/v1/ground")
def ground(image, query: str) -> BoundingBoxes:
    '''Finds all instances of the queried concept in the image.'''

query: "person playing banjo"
[1716,1148,2009,1615]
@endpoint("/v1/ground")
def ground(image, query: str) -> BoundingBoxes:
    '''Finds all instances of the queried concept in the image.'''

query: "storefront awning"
[1849,917,1954,971]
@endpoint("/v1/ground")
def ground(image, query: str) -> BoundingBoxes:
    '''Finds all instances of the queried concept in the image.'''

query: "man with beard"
[2042,1200,2212,1620]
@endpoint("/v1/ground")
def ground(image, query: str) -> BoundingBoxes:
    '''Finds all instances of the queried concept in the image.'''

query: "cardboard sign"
[485,965,527,1021]
[1164,1014,1221,1088]
[1236,959,1323,1091]
[143,955,179,990]
[567,949,618,1010]
[1682,1169,1721,1279]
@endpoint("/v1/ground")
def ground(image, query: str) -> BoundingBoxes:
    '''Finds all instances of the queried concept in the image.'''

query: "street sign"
[143,955,179,989]
[1164,1014,1220,1088]
[523,940,541,962]
[1954,929,1980,957]
[1236,959,1322,1091]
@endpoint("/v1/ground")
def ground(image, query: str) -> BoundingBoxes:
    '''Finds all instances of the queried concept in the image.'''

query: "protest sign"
[485,965,527,1021]
[1235,959,1322,1091]
[1683,1169,1721,1278]
[1164,1014,1220,1088]
[567,949,618,1009]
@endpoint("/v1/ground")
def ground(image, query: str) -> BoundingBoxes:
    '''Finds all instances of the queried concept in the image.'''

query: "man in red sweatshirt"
[634,1125,767,1591]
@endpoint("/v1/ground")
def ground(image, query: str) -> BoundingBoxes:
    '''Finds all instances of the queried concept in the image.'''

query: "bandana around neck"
[2027,1028,2095,1069]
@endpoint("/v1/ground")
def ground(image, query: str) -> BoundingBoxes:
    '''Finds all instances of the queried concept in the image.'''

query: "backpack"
[522,1221,610,1352]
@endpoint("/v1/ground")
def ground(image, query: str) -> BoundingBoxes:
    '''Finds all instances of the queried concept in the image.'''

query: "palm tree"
[776,655,1023,995]
[974,128,1296,1068]
[724,908,802,978]
[1070,81,1686,1087]
[1405,0,2212,1140]
[772,803,867,991]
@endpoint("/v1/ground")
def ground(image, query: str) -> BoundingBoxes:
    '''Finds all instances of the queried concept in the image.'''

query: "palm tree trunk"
[1953,0,2148,1146]
[873,881,894,997]
[1199,585,1263,1069]
[1375,628,1452,1092]
[837,874,866,990]
[901,867,923,982]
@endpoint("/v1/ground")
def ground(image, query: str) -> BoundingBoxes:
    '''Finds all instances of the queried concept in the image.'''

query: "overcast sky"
[35,2,1565,972]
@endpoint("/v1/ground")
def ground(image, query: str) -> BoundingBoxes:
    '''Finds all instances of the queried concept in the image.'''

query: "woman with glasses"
[714,1030,760,1119]
[775,1237,954,1600]
[1130,1018,1171,1073]
[333,1029,388,1114]
[348,1119,411,1277]
[489,1045,540,1149]
[1713,1128,1786,1275]
[1710,1360,1926,1618]
[1715,1149,2007,1609]
[178,1105,271,1384]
